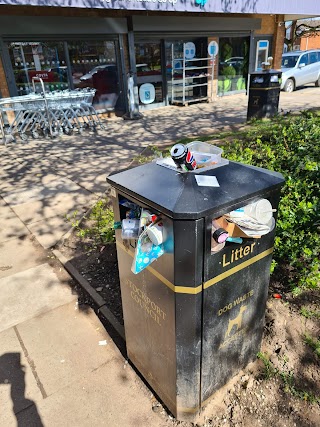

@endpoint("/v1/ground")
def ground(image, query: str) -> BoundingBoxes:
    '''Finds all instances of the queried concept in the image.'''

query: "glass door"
[218,36,250,96]
[134,41,165,109]
[251,35,273,73]
[165,38,208,105]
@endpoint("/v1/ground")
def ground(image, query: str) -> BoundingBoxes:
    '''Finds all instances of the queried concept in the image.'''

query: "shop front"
[131,16,262,111]
[0,12,281,114]
[134,37,211,111]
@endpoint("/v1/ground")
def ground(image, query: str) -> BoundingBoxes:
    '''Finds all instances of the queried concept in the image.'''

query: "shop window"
[68,40,119,111]
[8,41,68,95]
[218,37,249,96]
[135,41,164,106]
[165,38,208,104]
[7,39,120,111]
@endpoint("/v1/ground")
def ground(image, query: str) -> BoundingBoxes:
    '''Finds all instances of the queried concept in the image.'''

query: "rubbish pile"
[156,140,229,172]
[118,141,277,263]
[211,199,276,253]
[119,198,172,274]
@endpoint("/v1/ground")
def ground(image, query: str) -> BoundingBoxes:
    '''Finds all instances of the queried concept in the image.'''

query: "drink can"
[170,143,197,171]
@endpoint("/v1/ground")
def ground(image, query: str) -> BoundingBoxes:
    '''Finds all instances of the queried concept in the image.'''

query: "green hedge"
[222,111,320,293]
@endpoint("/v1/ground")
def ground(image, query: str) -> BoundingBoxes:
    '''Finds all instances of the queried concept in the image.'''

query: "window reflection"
[68,40,119,110]
[7,40,120,111]
[135,42,163,105]
[218,37,250,96]
[8,41,68,95]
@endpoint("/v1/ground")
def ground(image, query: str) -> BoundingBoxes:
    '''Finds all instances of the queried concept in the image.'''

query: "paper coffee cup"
[243,199,273,224]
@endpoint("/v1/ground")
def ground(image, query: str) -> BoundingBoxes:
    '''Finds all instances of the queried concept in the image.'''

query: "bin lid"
[107,161,284,220]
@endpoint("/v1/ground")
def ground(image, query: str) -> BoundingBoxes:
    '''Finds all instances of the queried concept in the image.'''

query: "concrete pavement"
[1,86,320,426]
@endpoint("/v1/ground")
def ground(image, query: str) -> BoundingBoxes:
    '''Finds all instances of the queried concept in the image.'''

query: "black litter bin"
[107,160,284,421]
[247,70,282,120]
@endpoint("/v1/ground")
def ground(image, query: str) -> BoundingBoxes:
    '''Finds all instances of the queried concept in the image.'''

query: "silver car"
[281,50,320,92]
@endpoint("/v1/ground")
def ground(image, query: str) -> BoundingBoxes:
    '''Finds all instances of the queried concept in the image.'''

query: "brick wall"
[300,34,320,50]
[254,14,285,69]
[272,19,285,69]
[0,57,10,98]
[254,14,274,35]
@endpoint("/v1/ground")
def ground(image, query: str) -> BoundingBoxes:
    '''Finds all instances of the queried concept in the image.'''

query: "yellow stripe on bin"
[116,240,202,294]
[249,87,279,91]
[203,247,274,290]
[116,241,273,295]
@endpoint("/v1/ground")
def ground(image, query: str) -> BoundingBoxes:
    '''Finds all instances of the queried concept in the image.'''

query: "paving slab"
[1,171,76,190]
[0,162,32,182]
[0,327,43,420]
[2,400,44,427]
[32,354,163,427]
[0,174,80,206]
[27,215,77,249]
[0,198,17,219]
[12,189,96,225]
[53,156,133,177]
[0,263,76,333]
[16,302,114,397]
[0,236,47,279]
[0,386,15,427]
[0,214,28,242]
[70,172,113,194]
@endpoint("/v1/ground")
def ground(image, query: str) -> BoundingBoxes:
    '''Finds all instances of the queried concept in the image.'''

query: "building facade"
[0,1,318,114]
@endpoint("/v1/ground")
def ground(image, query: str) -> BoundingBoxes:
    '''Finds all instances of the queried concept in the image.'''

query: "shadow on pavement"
[0,352,44,427]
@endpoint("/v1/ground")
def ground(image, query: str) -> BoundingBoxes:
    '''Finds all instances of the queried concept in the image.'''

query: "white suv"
[281,50,320,92]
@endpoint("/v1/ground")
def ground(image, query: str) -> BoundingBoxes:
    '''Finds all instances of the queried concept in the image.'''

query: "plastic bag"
[131,228,165,274]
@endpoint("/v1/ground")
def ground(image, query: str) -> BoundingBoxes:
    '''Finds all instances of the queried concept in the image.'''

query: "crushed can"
[170,143,197,171]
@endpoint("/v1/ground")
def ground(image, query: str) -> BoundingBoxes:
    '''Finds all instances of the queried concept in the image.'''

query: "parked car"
[78,64,118,95]
[79,64,117,82]
[281,49,320,92]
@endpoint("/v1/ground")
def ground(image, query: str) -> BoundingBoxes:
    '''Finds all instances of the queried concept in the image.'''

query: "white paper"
[195,175,220,187]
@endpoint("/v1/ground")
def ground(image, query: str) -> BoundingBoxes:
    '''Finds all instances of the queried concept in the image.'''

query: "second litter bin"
[107,159,284,421]
[247,70,282,120]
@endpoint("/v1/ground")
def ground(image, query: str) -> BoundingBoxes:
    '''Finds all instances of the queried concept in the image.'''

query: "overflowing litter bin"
[247,70,282,120]
[107,144,284,421]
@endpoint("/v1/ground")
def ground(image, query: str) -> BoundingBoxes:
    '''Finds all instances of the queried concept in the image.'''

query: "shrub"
[66,197,115,250]
[222,111,320,292]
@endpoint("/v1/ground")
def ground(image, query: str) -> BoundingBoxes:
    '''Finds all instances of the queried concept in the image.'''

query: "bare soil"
[57,233,320,427]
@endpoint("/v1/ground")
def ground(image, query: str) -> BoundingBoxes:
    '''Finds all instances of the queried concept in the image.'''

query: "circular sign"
[208,41,219,57]
[184,42,196,60]
[139,83,156,105]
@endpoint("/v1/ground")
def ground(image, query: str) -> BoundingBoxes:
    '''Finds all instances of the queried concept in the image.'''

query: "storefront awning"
[284,15,319,21]
[1,0,320,16]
